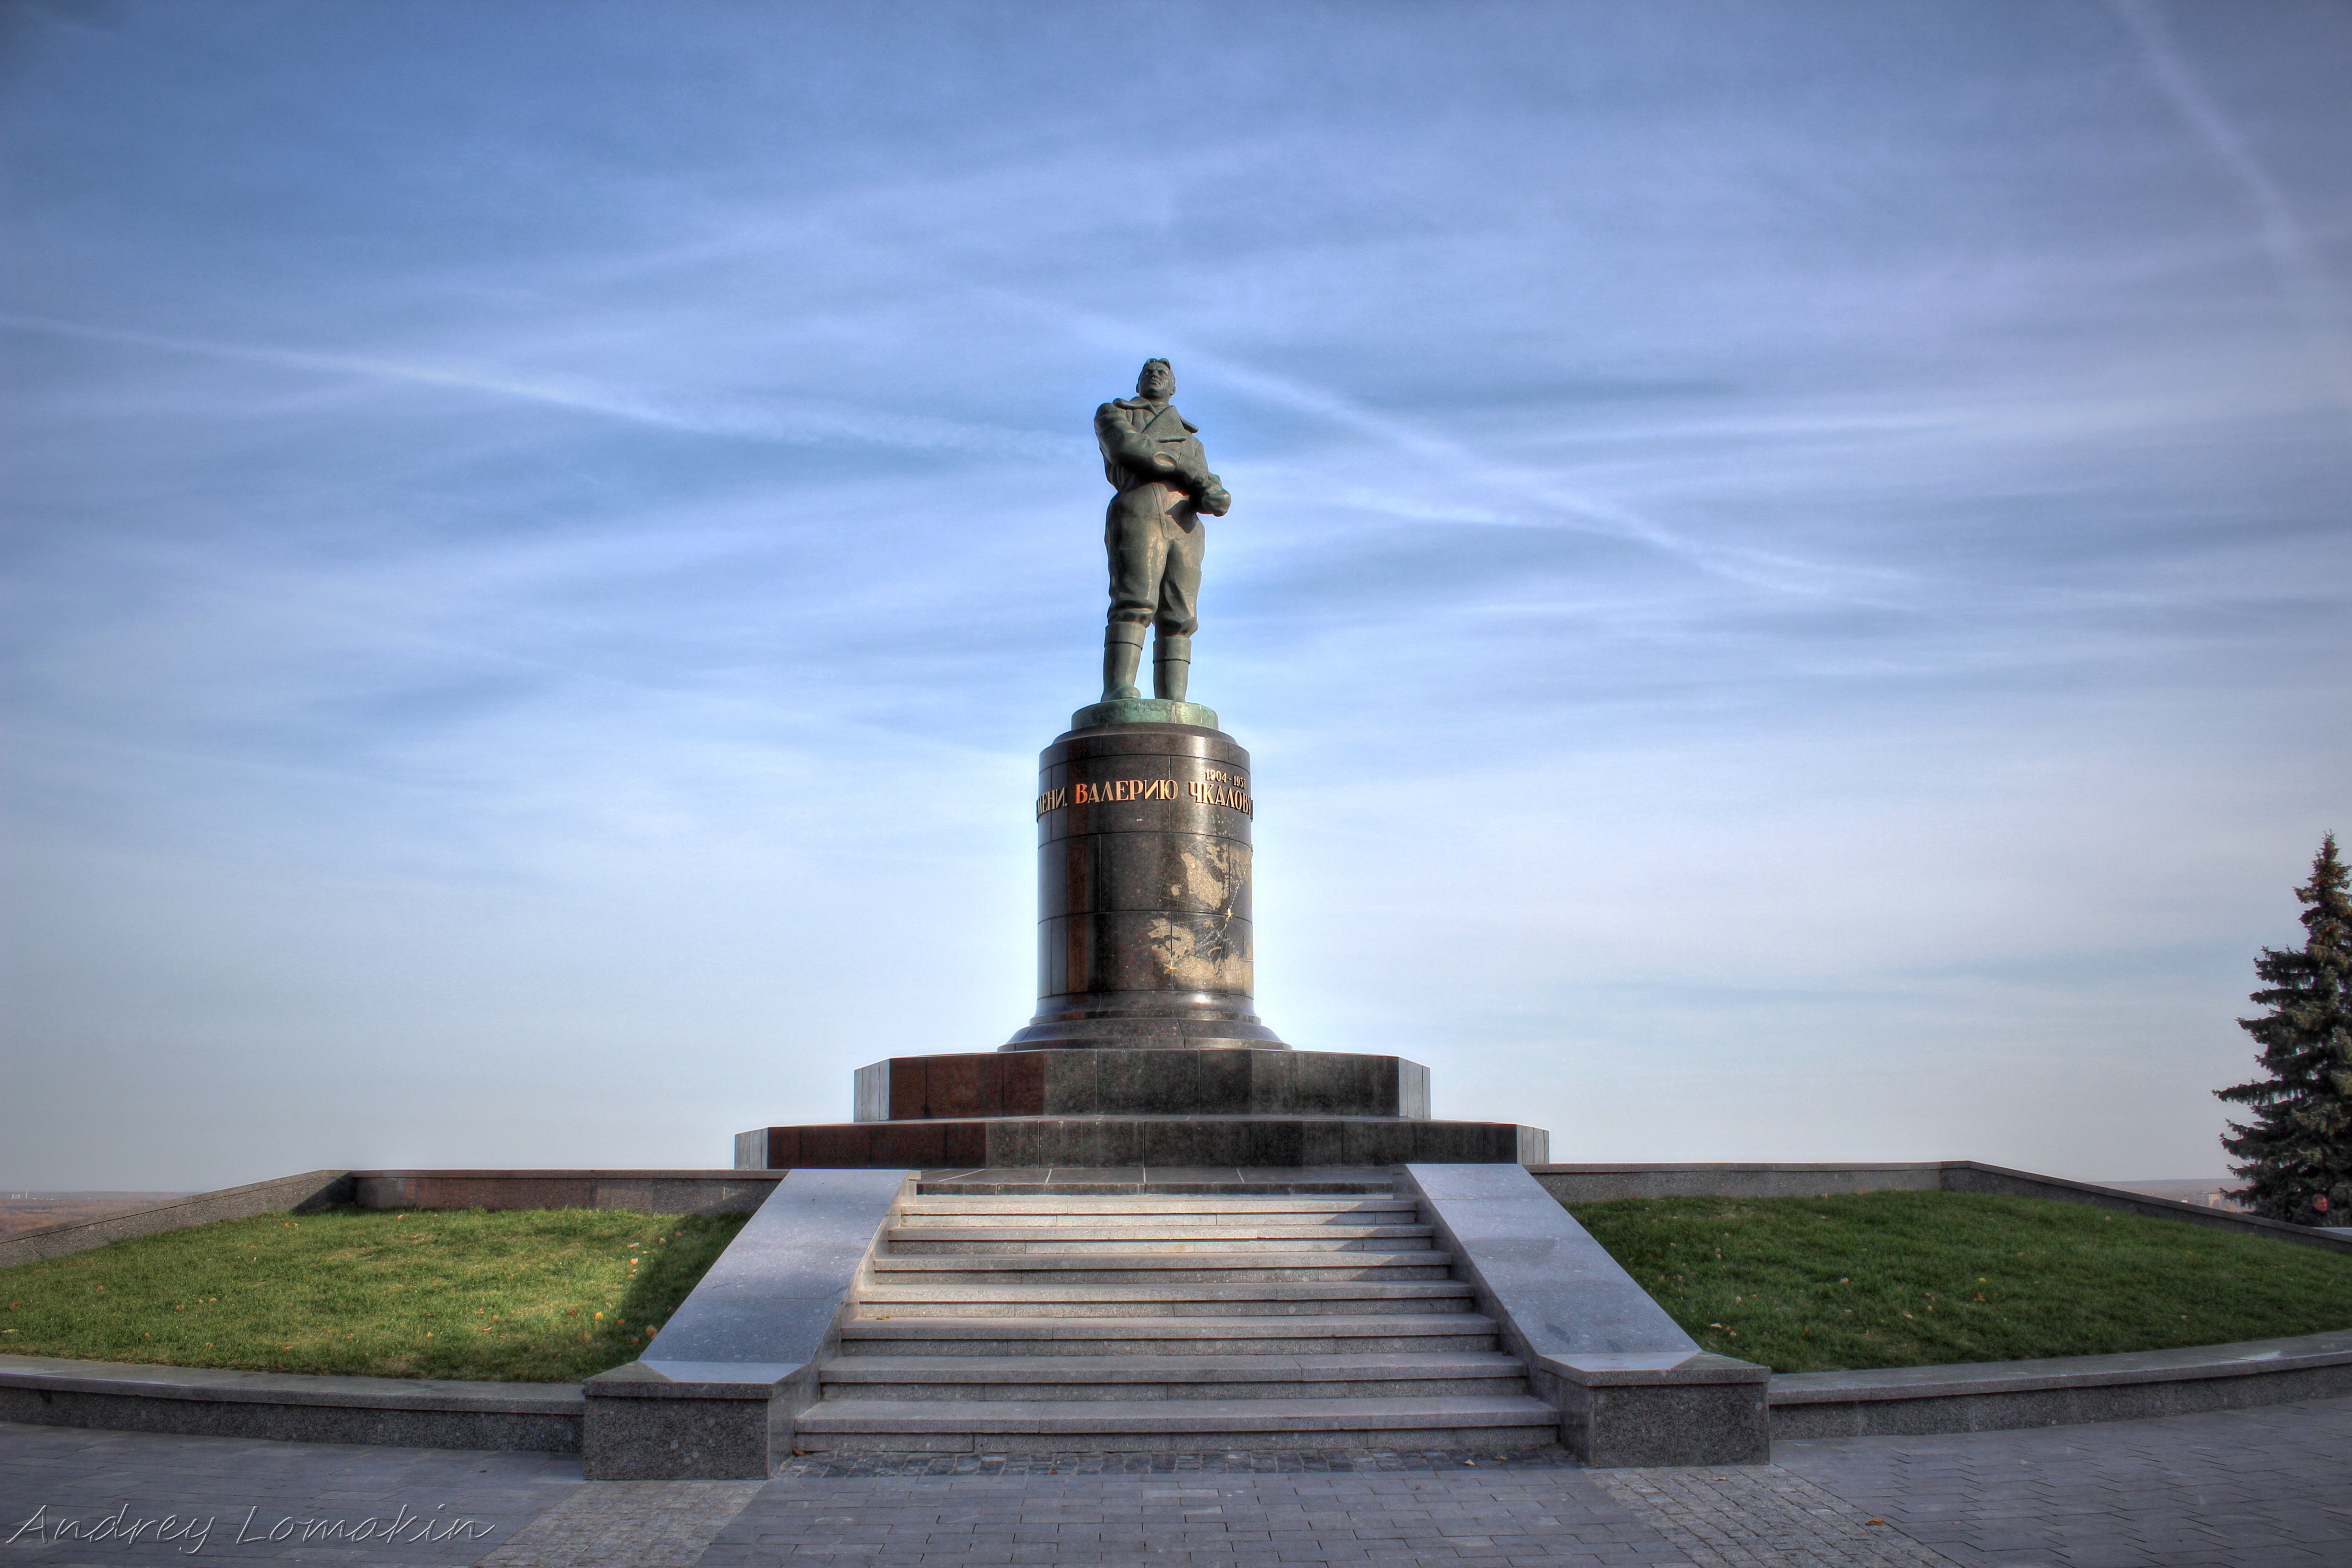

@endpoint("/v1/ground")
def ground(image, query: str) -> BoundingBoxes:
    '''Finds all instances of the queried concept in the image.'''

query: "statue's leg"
[1152,514,1203,700]
[1102,621,1146,702]
[1103,493,1165,702]
[1152,632,1190,700]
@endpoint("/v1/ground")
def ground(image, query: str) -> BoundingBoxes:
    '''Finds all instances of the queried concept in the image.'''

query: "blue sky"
[3,0,2345,1190]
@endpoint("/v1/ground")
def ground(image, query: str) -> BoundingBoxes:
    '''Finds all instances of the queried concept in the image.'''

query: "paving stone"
[710,1455,1694,1567]
[1776,1394,2352,1568]
[1594,1463,1961,1566]
[475,1480,764,1567]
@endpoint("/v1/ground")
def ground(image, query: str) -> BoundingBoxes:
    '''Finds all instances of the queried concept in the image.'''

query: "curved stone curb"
[16,1333,2342,1459]
[0,1352,582,1452]
[1769,1328,2352,1438]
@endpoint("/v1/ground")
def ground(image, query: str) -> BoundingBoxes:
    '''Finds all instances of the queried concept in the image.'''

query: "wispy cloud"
[2112,0,2352,412]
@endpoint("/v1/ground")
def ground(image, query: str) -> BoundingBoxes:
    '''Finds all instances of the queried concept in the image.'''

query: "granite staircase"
[791,1173,1561,1452]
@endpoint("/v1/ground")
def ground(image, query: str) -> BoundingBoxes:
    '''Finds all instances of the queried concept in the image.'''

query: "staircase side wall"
[1400,1163,1770,1467]
[582,1168,913,1480]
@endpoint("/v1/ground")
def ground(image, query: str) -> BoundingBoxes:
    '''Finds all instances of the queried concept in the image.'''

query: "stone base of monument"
[858,1049,1431,1120]
[737,1114,1546,1170]
[738,1049,1547,1171]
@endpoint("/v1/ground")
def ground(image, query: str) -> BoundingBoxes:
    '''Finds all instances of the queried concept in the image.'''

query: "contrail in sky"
[1029,299,1920,604]
[0,311,1073,460]
[2111,0,2352,413]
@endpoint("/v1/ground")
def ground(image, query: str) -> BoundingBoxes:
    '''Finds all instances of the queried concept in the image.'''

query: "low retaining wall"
[351,1170,780,1216]
[1770,1329,2352,1438]
[14,1328,2347,1457]
[0,1170,785,1270]
[0,1353,580,1452]
[1937,1163,2350,1254]
[1529,1161,2352,1255]
[0,1172,355,1269]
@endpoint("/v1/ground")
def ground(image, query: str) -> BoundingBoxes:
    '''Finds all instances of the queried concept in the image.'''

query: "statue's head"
[1136,359,1175,399]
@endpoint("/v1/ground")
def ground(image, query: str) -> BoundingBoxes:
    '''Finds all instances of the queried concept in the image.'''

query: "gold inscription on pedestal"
[1035,777,1254,818]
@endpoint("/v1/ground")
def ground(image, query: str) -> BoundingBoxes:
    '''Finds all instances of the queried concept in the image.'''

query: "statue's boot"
[1102,622,1146,701]
[1152,633,1191,701]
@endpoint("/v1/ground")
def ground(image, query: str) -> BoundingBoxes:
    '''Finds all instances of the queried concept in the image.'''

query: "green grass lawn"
[1567,1191,2352,1373]
[0,1206,747,1382]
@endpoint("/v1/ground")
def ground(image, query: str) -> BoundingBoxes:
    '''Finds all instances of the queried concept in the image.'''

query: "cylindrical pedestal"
[1003,714,1286,1050]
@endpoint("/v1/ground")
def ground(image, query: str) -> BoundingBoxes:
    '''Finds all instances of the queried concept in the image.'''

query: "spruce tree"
[2216,833,2352,1222]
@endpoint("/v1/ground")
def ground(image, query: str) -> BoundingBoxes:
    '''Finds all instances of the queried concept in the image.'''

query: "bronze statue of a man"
[1095,358,1230,702]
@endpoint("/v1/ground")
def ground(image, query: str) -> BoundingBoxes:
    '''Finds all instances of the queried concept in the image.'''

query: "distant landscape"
[0,1193,194,1238]
[2099,1179,2248,1211]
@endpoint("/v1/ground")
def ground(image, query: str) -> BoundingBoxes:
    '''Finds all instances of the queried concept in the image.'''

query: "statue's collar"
[1115,397,1198,431]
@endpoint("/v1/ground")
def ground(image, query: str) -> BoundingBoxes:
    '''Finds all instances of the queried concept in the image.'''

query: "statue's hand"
[1149,452,1179,472]
[1198,479,1230,517]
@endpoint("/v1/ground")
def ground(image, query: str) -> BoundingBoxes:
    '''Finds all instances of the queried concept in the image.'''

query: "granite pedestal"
[1008,706,1278,1049]
[739,706,1549,1171]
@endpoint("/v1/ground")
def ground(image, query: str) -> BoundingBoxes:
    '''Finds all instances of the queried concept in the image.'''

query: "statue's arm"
[1161,448,1229,514]
[1095,403,1229,514]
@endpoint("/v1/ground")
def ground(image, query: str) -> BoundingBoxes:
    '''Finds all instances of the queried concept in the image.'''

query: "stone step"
[895,1212,1423,1226]
[897,1214,1421,1230]
[901,1199,1420,1219]
[836,1314,1501,1356]
[885,1226,1435,1254]
[808,1178,1559,1457]
[867,1251,1453,1284]
[914,1175,1397,1198]
[915,1185,1401,1197]
[790,1395,1563,1452]
[818,1353,1528,1401]
[853,1281,1478,1317]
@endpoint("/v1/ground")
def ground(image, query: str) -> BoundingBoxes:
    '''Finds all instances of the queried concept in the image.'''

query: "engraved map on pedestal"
[1145,842,1252,990]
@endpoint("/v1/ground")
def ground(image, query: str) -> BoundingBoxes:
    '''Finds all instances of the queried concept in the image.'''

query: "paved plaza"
[3,1396,2347,1567]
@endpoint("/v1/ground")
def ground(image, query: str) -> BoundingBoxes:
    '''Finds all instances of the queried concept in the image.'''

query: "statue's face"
[1137,361,1175,400]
